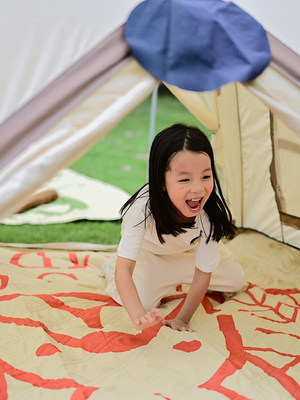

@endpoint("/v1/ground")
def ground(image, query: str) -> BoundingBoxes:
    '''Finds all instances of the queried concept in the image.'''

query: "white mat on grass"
[0,169,130,225]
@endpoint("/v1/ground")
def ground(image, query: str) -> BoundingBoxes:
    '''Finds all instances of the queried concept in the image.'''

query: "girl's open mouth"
[186,198,202,212]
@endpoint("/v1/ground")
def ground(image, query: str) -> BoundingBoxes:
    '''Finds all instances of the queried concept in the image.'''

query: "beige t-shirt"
[117,188,220,273]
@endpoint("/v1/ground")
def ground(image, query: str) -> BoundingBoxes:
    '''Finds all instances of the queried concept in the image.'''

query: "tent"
[0,1,299,399]
[0,0,299,249]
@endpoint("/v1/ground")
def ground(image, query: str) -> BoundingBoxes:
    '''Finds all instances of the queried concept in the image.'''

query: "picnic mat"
[0,231,299,399]
[0,169,130,224]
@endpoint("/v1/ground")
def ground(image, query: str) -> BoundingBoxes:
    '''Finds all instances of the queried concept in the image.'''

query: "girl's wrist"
[174,315,190,325]
[130,307,147,322]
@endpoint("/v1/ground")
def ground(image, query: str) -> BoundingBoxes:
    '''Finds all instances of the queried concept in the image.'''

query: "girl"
[105,123,246,332]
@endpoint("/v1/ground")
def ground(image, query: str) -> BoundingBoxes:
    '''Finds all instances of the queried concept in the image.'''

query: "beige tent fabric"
[166,84,219,132]
[237,85,283,240]
[213,84,243,228]
[166,81,299,249]
[0,59,157,221]
[276,119,300,218]
[0,231,299,399]
[245,65,300,136]
[163,84,244,227]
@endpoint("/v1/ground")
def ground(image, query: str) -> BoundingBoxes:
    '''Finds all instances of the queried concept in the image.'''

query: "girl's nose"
[191,182,205,196]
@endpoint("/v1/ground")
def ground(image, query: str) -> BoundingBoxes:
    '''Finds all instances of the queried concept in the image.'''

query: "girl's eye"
[178,178,189,182]
[203,175,212,180]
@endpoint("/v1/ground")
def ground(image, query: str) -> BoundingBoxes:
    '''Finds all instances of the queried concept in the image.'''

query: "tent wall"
[212,84,243,228]
[232,85,282,239]
[0,59,157,220]
[245,63,300,136]
[164,82,300,249]
[0,27,131,172]
[0,0,299,250]
[276,119,300,220]
[221,84,300,249]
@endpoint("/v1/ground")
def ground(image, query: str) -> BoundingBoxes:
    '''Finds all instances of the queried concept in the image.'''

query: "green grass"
[0,89,210,245]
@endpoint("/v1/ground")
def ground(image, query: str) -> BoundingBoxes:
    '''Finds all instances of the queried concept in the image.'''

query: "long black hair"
[121,123,236,243]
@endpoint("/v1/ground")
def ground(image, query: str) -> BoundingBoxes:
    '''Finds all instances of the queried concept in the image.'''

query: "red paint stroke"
[34,293,116,329]
[0,358,98,399]
[206,291,226,304]
[10,252,59,269]
[0,293,184,354]
[0,275,8,290]
[37,272,78,281]
[68,253,90,269]
[0,373,7,399]
[202,297,221,314]
[154,394,172,400]
[256,327,300,340]
[173,340,201,353]
[160,293,186,306]
[36,343,61,357]
[10,251,91,270]
[243,345,300,373]
[0,291,113,303]
[265,288,300,296]
[161,292,223,316]
[0,292,117,329]
[232,283,300,324]
[199,314,300,399]
[0,313,162,353]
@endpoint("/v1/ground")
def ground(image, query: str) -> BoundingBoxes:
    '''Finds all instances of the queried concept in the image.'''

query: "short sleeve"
[195,211,220,272]
[117,197,147,261]
[195,237,220,273]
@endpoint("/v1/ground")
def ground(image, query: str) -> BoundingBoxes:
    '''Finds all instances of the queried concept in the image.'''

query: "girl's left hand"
[134,308,165,330]
[162,318,195,332]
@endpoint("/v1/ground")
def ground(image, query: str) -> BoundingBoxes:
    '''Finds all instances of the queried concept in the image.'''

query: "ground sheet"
[0,231,299,399]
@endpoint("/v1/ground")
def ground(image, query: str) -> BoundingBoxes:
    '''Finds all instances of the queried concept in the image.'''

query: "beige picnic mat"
[0,231,299,399]
[0,169,130,224]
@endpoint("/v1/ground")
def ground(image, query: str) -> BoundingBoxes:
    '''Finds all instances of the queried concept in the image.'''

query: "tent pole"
[147,84,159,180]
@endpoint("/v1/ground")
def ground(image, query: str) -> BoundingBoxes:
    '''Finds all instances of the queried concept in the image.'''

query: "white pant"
[105,241,246,310]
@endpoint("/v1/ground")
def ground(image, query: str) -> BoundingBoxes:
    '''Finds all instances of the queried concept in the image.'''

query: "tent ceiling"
[0,0,140,124]
[232,0,300,56]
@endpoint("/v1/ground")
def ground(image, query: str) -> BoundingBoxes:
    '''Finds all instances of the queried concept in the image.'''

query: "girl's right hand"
[162,317,195,332]
[134,308,165,330]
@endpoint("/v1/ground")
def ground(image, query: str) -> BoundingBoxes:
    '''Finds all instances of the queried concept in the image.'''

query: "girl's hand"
[134,308,165,330]
[162,318,195,332]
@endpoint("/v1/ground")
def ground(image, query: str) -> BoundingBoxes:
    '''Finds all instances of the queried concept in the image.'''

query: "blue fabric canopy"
[125,0,271,91]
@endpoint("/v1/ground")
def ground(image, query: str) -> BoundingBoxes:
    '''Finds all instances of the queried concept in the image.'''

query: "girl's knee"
[230,263,247,292]
[209,256,247,293]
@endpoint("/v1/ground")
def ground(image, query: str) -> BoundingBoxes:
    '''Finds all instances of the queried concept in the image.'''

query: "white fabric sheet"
[0,169,130,224]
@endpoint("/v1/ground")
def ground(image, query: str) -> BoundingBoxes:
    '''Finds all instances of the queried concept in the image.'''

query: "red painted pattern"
[173,340,201,352]
[36,343,62,356]
[0,358,99,399]
[1,251,299,398]
[154,394,172,400]
[0,275,8,290]
[199,314,300,399]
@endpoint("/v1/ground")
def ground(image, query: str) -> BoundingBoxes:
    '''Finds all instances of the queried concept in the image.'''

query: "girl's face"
[164,150,214,222]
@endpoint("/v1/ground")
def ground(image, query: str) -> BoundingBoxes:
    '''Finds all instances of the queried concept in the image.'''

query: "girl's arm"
[163,268,211,332]
[115,256,165,330]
